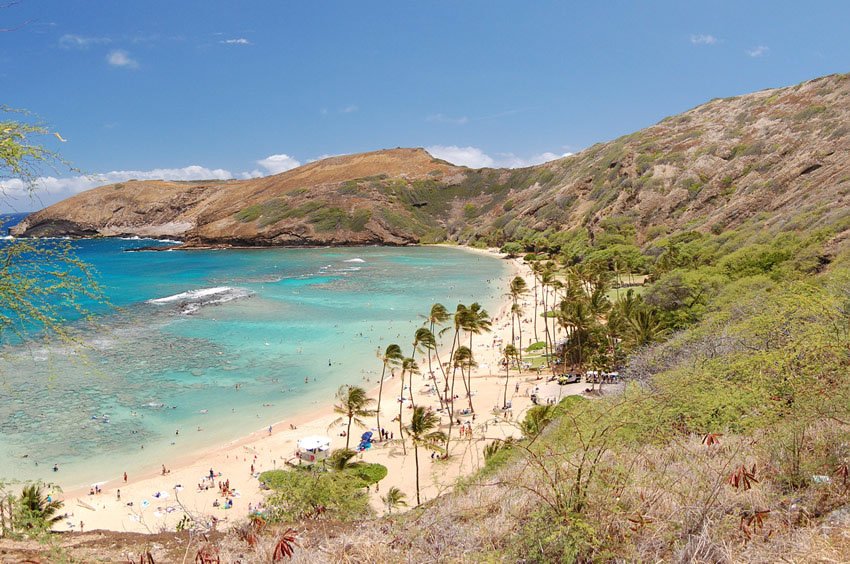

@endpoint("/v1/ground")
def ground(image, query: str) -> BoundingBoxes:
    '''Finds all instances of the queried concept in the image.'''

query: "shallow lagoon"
[0,241,509,487]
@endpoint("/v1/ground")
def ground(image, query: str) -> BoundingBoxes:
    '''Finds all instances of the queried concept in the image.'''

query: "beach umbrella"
[361,431,373,441]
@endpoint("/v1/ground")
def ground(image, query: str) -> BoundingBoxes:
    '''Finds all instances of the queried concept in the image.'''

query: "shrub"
[259,468,373,522]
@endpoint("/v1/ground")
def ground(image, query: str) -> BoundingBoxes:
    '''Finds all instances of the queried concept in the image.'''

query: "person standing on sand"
[123,471,127,482]
[268,425,273,435]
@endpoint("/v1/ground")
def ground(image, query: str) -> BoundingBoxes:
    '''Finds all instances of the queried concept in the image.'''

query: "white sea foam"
[146,286,252,314]
[344,258,365,263]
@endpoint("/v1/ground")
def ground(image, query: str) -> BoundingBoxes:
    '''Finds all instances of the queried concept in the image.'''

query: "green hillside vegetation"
[263,217,850,562]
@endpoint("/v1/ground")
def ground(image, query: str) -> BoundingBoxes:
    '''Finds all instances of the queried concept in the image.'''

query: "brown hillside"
[13,73,850,248]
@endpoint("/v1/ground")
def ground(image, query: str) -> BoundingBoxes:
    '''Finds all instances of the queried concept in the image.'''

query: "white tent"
[296,436,331,463]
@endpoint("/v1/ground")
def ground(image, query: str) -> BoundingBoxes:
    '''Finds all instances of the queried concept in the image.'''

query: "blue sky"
[1,1,848,211]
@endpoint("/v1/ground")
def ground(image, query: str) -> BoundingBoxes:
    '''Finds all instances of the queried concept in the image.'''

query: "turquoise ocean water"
[0,236,508,489]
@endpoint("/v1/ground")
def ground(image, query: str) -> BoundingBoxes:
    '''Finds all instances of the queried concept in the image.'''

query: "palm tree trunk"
[407,369,414,406]
[398,369,407,455]
[533,274,539,342]
[376,362,387,440]
[445,364,459,453]
[346,415,353,450]
[431,346,447,410]
[543,287,552,368]
[516,315,522,362]
[447,328,461,398]
[510,301,516,349]
[467,332,475,413]
[414,443,421,505]
[503,361,509,408]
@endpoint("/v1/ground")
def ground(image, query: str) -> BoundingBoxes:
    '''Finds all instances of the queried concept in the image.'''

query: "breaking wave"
[146,286,253,314]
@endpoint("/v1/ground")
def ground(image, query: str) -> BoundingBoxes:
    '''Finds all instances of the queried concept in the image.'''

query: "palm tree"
[539,266,556,368]
[397,357,419,454]
[509,276,529,357]
[511,302,524,362]
[382,486,408,514]
[17,484,63,530]
[424,304,450,400]
[461,302,491,411]
[376,343,403,441]
[414,328,443,409]
[502,344,518,409]
[557,299,595,374]
[408,327,433,405]
[327,448,359,471]
[627,307,667,349]
[329,385,376,450]
[446,345,476,452]
[531,261,543,343]
[404,406,447,505]
[446,304,470,399]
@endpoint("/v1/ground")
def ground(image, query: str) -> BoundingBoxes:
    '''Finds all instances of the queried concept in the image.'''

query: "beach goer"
[80,521,84,532]
[53,464,59,472]
[209,468,215,479]
[268,425,272,435]
[117,489,121,501]
[162,465,167,475]
[123,471,127,483]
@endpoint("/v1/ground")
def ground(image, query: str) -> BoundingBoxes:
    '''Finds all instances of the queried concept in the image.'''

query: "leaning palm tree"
[376,344,403,441]
[502,344,518,409]
[17,484,64,530]
[382,486,408,514]
[329,385,376,450]
[413,328,443,408]
[404,406,447,505]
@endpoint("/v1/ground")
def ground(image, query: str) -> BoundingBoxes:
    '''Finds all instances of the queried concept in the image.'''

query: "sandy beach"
[55,247,580,533]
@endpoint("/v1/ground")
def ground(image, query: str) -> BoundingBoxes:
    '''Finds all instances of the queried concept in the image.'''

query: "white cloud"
[426,145,571,169]
[59,34,111,49]
[256,154,302,175]
[747,45,769,57]
[495,151,573,168]
[107,49,139,69]
[340,105,359,114]
[426,146,494,168]
[690,34,717,45]
[427,113,469,125]
[0,165,234,212]
[221,38,251,45]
